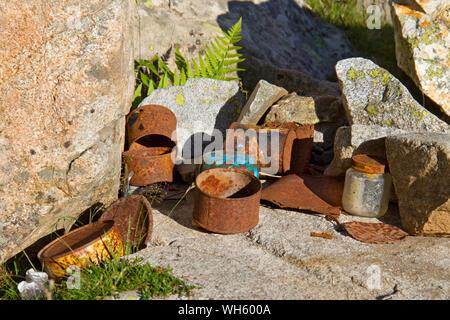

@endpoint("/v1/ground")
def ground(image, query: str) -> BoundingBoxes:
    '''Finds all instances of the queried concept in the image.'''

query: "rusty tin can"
[123,147,175,186]
[126,104,177,148]
[37,220,124,279]
[225,122,313,175]
[193,167,262,234]
[99,195,153,250]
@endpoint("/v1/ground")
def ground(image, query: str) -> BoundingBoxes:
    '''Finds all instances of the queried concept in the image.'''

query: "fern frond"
[173,68,180,86]
[131,17,245,112]
[180,68,187,85]
[148,78,155,95]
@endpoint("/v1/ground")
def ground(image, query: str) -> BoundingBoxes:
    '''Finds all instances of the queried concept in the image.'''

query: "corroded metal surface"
[344,222,408,244]
[351,154,386,174]
[225,122,297,175]
[122,148,175,186]
[126,104,177,148]
[99,195,153,250]
[193,168,262,234]
[261,174,344,216]
[125,104,177,186]
[198,151,260,178]
[37,220,124,279]
[225,122,314,175]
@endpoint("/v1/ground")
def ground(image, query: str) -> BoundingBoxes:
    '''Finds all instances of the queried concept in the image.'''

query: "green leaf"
[148,78,155,95]
[139,58,159,76]
[158,59,174,82]
[140,71,150,87]
[133,83,142,101]
[175,46,188,70]
[192,57,201,77]
[173,68,180,86]
[180,68,187,85]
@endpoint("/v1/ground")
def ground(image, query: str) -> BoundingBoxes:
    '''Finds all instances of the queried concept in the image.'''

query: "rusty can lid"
[351,154,385,174]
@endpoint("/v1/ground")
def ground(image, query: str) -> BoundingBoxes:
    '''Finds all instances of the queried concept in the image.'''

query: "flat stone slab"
[130,183,450,300]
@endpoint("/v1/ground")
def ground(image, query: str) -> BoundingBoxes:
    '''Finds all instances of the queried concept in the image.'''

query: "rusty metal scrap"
[310,232,333,239]
[344,222,408,244]
[261,174,344,216]
[193,168,262,234]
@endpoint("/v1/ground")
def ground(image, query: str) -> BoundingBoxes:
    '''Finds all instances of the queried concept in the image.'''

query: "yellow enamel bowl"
[37,220,124,279]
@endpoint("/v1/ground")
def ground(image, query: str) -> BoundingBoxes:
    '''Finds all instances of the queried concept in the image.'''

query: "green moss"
[175,93,184,106]
[366,68,391,86]
[367,68,382,79]
[425,66,444,80]
[381,72,392,86]
[347,67,365,81]
[409,23,441,48]
[395,85,403,97]
[365,104,378,115]
[385,119,394,126]
[413,110,426,122]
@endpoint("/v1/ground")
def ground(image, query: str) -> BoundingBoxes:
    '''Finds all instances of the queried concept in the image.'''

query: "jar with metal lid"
[342,154,392,218]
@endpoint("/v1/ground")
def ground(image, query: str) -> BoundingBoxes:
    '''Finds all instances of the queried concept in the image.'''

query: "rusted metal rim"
[122,148,175,186]
[37,220,117,262]
[193,167,262,234]
[126,104,177,146]
[99,195,153,249]
[281,129,296,173]
[195,167,262,201]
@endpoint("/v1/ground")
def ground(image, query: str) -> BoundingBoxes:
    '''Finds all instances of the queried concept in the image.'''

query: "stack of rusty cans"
[123,104,177,186]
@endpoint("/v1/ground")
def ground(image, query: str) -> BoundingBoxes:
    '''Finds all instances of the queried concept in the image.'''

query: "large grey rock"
[131,183,450,299]
[139,78,245,160]
[237,80,288,125]
[134,0,353,81]
[336,57,449,133]
[0,0,135,264]
[392,2,450,117]
[325,125,406,176]
[385,132,450,236]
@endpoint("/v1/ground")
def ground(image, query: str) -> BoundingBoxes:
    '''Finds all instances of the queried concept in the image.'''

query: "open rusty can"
[99,195,153,250]
[123,147,175,186]
[126,104,177,148]
[225,122,313,175]
[125,104,177,186]
[193,167,262,234]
